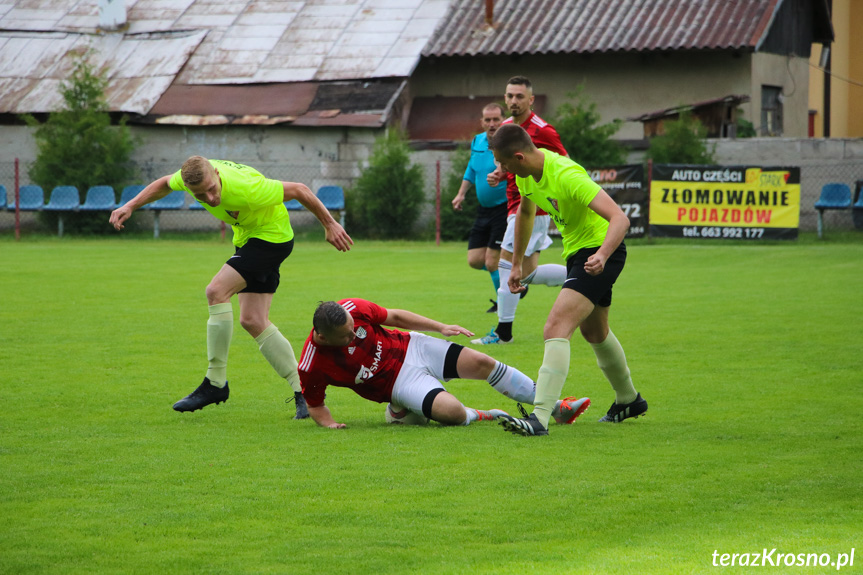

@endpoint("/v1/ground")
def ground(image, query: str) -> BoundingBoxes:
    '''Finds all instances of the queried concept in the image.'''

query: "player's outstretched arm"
[283,182,353,252]
[109,175,173,231]
[307,403,346,429]
[384,309,474,338]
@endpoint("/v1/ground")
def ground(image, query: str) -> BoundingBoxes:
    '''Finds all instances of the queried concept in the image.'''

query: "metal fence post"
[435,160,441,246]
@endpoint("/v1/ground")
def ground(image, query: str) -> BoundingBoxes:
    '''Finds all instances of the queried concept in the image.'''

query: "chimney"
[99,0,127,31]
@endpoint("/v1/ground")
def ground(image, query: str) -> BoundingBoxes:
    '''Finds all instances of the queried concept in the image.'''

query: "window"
[761,85,783,136]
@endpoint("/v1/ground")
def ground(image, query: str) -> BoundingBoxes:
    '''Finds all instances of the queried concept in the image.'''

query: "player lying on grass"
[297,299,591,429]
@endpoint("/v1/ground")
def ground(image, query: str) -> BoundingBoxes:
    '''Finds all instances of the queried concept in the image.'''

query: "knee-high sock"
[496,260,521,324]
[206,303,233,388]
[255,323,302,393]
[521,263,566,286]
[487,361,535,403]
[490,269,500,293]
[591,330,637,404]
[530,264,567,286]
[533,338,570,427]
[462,407,478,426]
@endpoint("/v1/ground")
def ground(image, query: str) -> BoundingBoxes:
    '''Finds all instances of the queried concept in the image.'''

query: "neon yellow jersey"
[168,160,293,247]
[515,150,608,261]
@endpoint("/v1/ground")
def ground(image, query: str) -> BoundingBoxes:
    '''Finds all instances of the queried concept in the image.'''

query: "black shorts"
[225,238,294,294]
[563,243,627,307]
[467,203,508,251]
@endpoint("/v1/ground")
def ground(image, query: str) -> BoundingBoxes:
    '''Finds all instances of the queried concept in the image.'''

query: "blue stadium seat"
[284,199,303,211]
[316,185,345,226]
[44,186,80,237]
[149,190,185,210]
[8,185,44,211]
[120,185,145,207]
[0,185,5,210]
[189,200,205,209]
[80,186,116,211]
[150,190,186,238]
[814,183,852,238]
[44,186,80,211]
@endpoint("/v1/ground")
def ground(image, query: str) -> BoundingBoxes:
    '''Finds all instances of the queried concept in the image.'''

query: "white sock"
[462,407,478,426]
[531,263,567,286]
[206,303,233,388]
[487,361,536,403]
[591,330,637,404]
[496,260,521,323]
[255,323,302,393]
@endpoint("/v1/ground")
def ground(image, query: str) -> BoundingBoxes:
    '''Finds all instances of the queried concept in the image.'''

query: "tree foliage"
[645,110,717,165]
[347,129,425,239]
[551,88,628,168]
[23,52,137,233]
[437,145,476,241]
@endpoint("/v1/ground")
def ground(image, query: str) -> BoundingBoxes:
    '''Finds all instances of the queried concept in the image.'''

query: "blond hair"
[180,156,212,187]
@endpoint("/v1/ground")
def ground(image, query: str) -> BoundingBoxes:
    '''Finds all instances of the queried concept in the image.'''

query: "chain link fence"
[794,159,863,231]
[2,151,861,236]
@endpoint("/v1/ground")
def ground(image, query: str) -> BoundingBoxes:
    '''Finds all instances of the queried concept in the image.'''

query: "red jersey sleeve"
[532,123,567,157]
[298,337,329,407]
[340,298,388,325]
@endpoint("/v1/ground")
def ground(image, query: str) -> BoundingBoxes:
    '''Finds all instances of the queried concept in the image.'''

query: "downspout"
[823,0,832,137]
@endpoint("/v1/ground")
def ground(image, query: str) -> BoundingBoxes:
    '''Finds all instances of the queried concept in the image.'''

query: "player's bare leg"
[429,391,507,425]
[468,247,501,313]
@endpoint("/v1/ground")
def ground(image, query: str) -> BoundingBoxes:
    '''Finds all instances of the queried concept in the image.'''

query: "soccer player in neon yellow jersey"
[110,156,353,417]
[488,124,648,435]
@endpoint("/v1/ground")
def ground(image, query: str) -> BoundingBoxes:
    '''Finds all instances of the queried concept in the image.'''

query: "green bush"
[437,145,476,241]
[347,130,425,239]
[736,108,756,138]
[646,110,716,165]
[551,87,628,168]
[23,52,138,234]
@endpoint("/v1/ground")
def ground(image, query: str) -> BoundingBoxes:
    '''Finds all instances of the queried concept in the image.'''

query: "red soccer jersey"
[501,112,568,216]
[298,298,411,407]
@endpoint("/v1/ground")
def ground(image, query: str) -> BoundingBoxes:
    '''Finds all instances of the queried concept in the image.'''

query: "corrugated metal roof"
[0,0,450,117]
[423,0,782,57]
[629,94,751,122]
[146,79,404,127]
[0,29,206,114]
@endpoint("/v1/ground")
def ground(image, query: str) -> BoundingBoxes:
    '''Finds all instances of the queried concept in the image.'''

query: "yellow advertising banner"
[649,165,801,240]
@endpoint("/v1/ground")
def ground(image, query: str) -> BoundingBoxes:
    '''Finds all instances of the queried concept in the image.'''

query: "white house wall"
[750,52,811,138]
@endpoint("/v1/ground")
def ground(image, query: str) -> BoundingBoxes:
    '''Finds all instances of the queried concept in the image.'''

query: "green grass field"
[1,234,861,574]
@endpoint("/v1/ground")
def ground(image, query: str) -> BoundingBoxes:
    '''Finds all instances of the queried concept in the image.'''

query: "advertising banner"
[591,164,646,238]
[649,165,800,240]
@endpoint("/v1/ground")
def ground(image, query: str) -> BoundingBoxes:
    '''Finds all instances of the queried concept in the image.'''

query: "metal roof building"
[0,0,450,126]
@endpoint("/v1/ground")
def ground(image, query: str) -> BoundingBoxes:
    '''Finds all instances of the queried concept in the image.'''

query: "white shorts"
[501,213,553,256]
[390,332,451,415]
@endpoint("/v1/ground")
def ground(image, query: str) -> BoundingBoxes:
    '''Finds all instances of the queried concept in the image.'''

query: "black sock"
[496,322,513,341]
